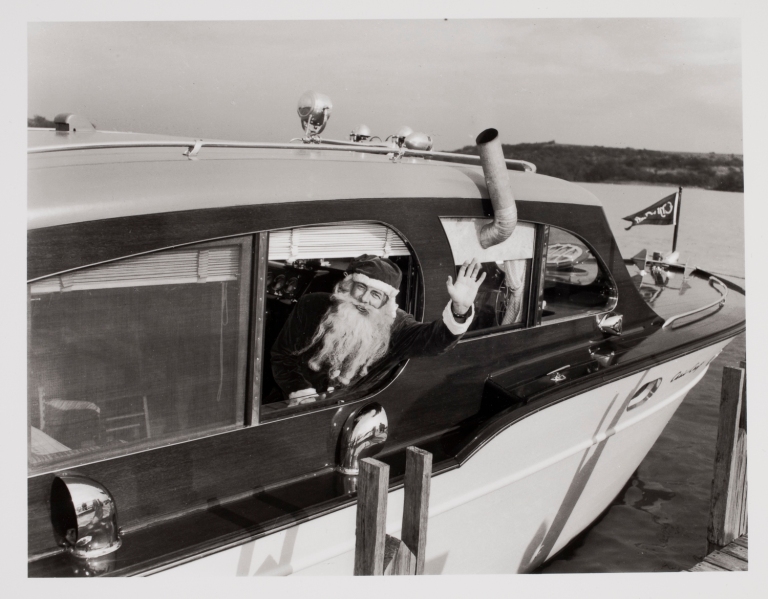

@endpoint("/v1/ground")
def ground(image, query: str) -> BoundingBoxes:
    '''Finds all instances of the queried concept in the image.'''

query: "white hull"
[153,340,729,576]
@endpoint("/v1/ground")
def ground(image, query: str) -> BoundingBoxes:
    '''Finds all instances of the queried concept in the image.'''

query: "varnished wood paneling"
[28,401,357,555]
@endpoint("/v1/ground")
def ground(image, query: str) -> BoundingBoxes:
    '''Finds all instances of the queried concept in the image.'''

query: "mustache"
[335,292,372,315]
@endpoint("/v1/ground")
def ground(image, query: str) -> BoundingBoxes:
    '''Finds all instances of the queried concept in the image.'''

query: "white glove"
[288,388,319,406]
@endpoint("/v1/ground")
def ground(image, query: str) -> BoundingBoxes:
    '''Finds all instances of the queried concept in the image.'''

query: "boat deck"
[623,261,744,334]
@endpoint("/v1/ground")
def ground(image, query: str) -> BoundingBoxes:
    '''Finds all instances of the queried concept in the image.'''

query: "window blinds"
[30,246,240,294]
[269,223,409,261]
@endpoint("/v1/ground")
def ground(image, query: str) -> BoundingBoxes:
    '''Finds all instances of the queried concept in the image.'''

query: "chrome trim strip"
[457,305,616,344]
[662,276,728,329]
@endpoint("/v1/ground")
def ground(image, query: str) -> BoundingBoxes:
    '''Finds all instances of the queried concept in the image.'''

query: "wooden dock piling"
[354,446,432,575]
[706,363,747,554]
[689,362,747,572]
[354,456,390,575]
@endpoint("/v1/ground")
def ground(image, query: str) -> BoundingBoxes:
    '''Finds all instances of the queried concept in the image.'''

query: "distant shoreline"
[574,179,744,193]
[451,141,744,192]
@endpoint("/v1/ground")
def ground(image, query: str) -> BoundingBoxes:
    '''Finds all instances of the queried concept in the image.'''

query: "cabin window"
[539,226,617,323]
[27,238,252,473]
[259,223,417,419]
[439,218,536,334]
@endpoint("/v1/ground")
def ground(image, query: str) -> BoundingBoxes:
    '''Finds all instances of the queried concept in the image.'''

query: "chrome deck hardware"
[662,276,728,329]
[183,139,203,159]
[626,378,662,411]
[337,403,388,475]
[547,365,570,383]
[53,113,95,133]
[50,474,122,559]
[596,312,623,336]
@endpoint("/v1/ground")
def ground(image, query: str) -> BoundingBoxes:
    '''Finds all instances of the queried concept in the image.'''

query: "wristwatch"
[452,304,472,321]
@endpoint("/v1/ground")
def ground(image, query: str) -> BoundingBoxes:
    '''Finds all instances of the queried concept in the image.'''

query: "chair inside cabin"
[34,386,152,456]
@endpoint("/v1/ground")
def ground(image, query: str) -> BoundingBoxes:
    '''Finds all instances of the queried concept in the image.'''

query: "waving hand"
[446,258,486,315]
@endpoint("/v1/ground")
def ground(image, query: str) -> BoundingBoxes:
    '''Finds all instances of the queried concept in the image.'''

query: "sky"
[27,19,743,154]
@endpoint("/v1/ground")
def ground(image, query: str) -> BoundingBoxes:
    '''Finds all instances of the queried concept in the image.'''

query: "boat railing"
[27,138,537,172]
[662,276,729,329]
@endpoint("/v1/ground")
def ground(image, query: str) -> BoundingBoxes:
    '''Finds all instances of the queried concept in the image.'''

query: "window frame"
[254,222,422,423]
[27,235,254,476]
[535,224,619,327]
[438,218,539,341]
[448,220,620,342]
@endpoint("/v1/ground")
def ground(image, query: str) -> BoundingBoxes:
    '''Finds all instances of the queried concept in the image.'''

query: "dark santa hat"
[345,254,402,317]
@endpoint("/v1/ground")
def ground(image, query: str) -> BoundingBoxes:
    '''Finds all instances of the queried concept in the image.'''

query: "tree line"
[452,141,744,192]
[28,115,57,128]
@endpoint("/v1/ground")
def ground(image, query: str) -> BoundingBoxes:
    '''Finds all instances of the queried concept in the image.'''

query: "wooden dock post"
[354,447,433,576]
[401,447,432,574]
[354,457,389,575]
[706,363,747,554]
[688,362,748,572]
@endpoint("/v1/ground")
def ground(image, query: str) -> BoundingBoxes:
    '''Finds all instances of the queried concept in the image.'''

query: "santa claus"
[271,254,486,405]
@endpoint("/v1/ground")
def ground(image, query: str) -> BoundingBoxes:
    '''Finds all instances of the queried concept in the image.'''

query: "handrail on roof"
[662,276,729,329]
[27,138,537,172]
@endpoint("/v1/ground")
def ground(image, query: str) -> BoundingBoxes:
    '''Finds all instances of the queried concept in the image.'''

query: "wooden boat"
[27,102,745,576]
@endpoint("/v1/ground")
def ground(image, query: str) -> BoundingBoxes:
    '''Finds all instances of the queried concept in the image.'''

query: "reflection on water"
[539,183,745,574]
[621,477,675,523]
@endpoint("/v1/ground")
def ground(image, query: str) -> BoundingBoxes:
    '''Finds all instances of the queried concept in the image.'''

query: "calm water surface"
[538,182,746,573]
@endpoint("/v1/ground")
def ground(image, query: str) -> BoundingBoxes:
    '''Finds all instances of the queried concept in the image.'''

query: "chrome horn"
[350,124,372,142]
[403,131,433,151]
[337,403,388,475]
[388,126,414,147]
[50,474,122,558]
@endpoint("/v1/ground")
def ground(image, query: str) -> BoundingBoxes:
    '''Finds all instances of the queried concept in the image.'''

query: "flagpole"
[671,186,682,253]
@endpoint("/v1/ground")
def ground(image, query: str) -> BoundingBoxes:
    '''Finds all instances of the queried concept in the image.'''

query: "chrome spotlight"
[297,91,333,139]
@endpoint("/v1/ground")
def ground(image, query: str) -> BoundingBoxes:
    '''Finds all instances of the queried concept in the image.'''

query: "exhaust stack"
[476,128,518,249]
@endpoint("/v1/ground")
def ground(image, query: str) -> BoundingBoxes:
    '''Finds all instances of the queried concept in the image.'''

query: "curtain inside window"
[439,219,535,265]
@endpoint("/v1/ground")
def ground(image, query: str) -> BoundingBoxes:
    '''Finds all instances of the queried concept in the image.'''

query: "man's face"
[349,281,387,314]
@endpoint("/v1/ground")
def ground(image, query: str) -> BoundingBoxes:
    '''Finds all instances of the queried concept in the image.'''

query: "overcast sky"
[28,19,742,154]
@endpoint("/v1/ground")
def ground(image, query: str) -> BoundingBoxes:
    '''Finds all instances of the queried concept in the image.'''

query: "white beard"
[305,287,394,386]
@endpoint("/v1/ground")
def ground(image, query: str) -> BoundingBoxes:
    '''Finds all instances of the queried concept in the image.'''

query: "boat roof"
[28,129,602,231]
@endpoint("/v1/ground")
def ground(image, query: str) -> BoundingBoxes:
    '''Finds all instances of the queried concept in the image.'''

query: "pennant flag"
[622,191,679,230]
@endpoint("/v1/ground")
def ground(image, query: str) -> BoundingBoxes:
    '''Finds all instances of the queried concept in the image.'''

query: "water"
[538,182,746,573]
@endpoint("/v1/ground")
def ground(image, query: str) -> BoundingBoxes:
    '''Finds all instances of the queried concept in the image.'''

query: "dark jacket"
[270,293,469,399]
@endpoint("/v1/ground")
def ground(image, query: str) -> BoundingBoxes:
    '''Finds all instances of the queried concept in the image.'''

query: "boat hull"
[152,338,730,576]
